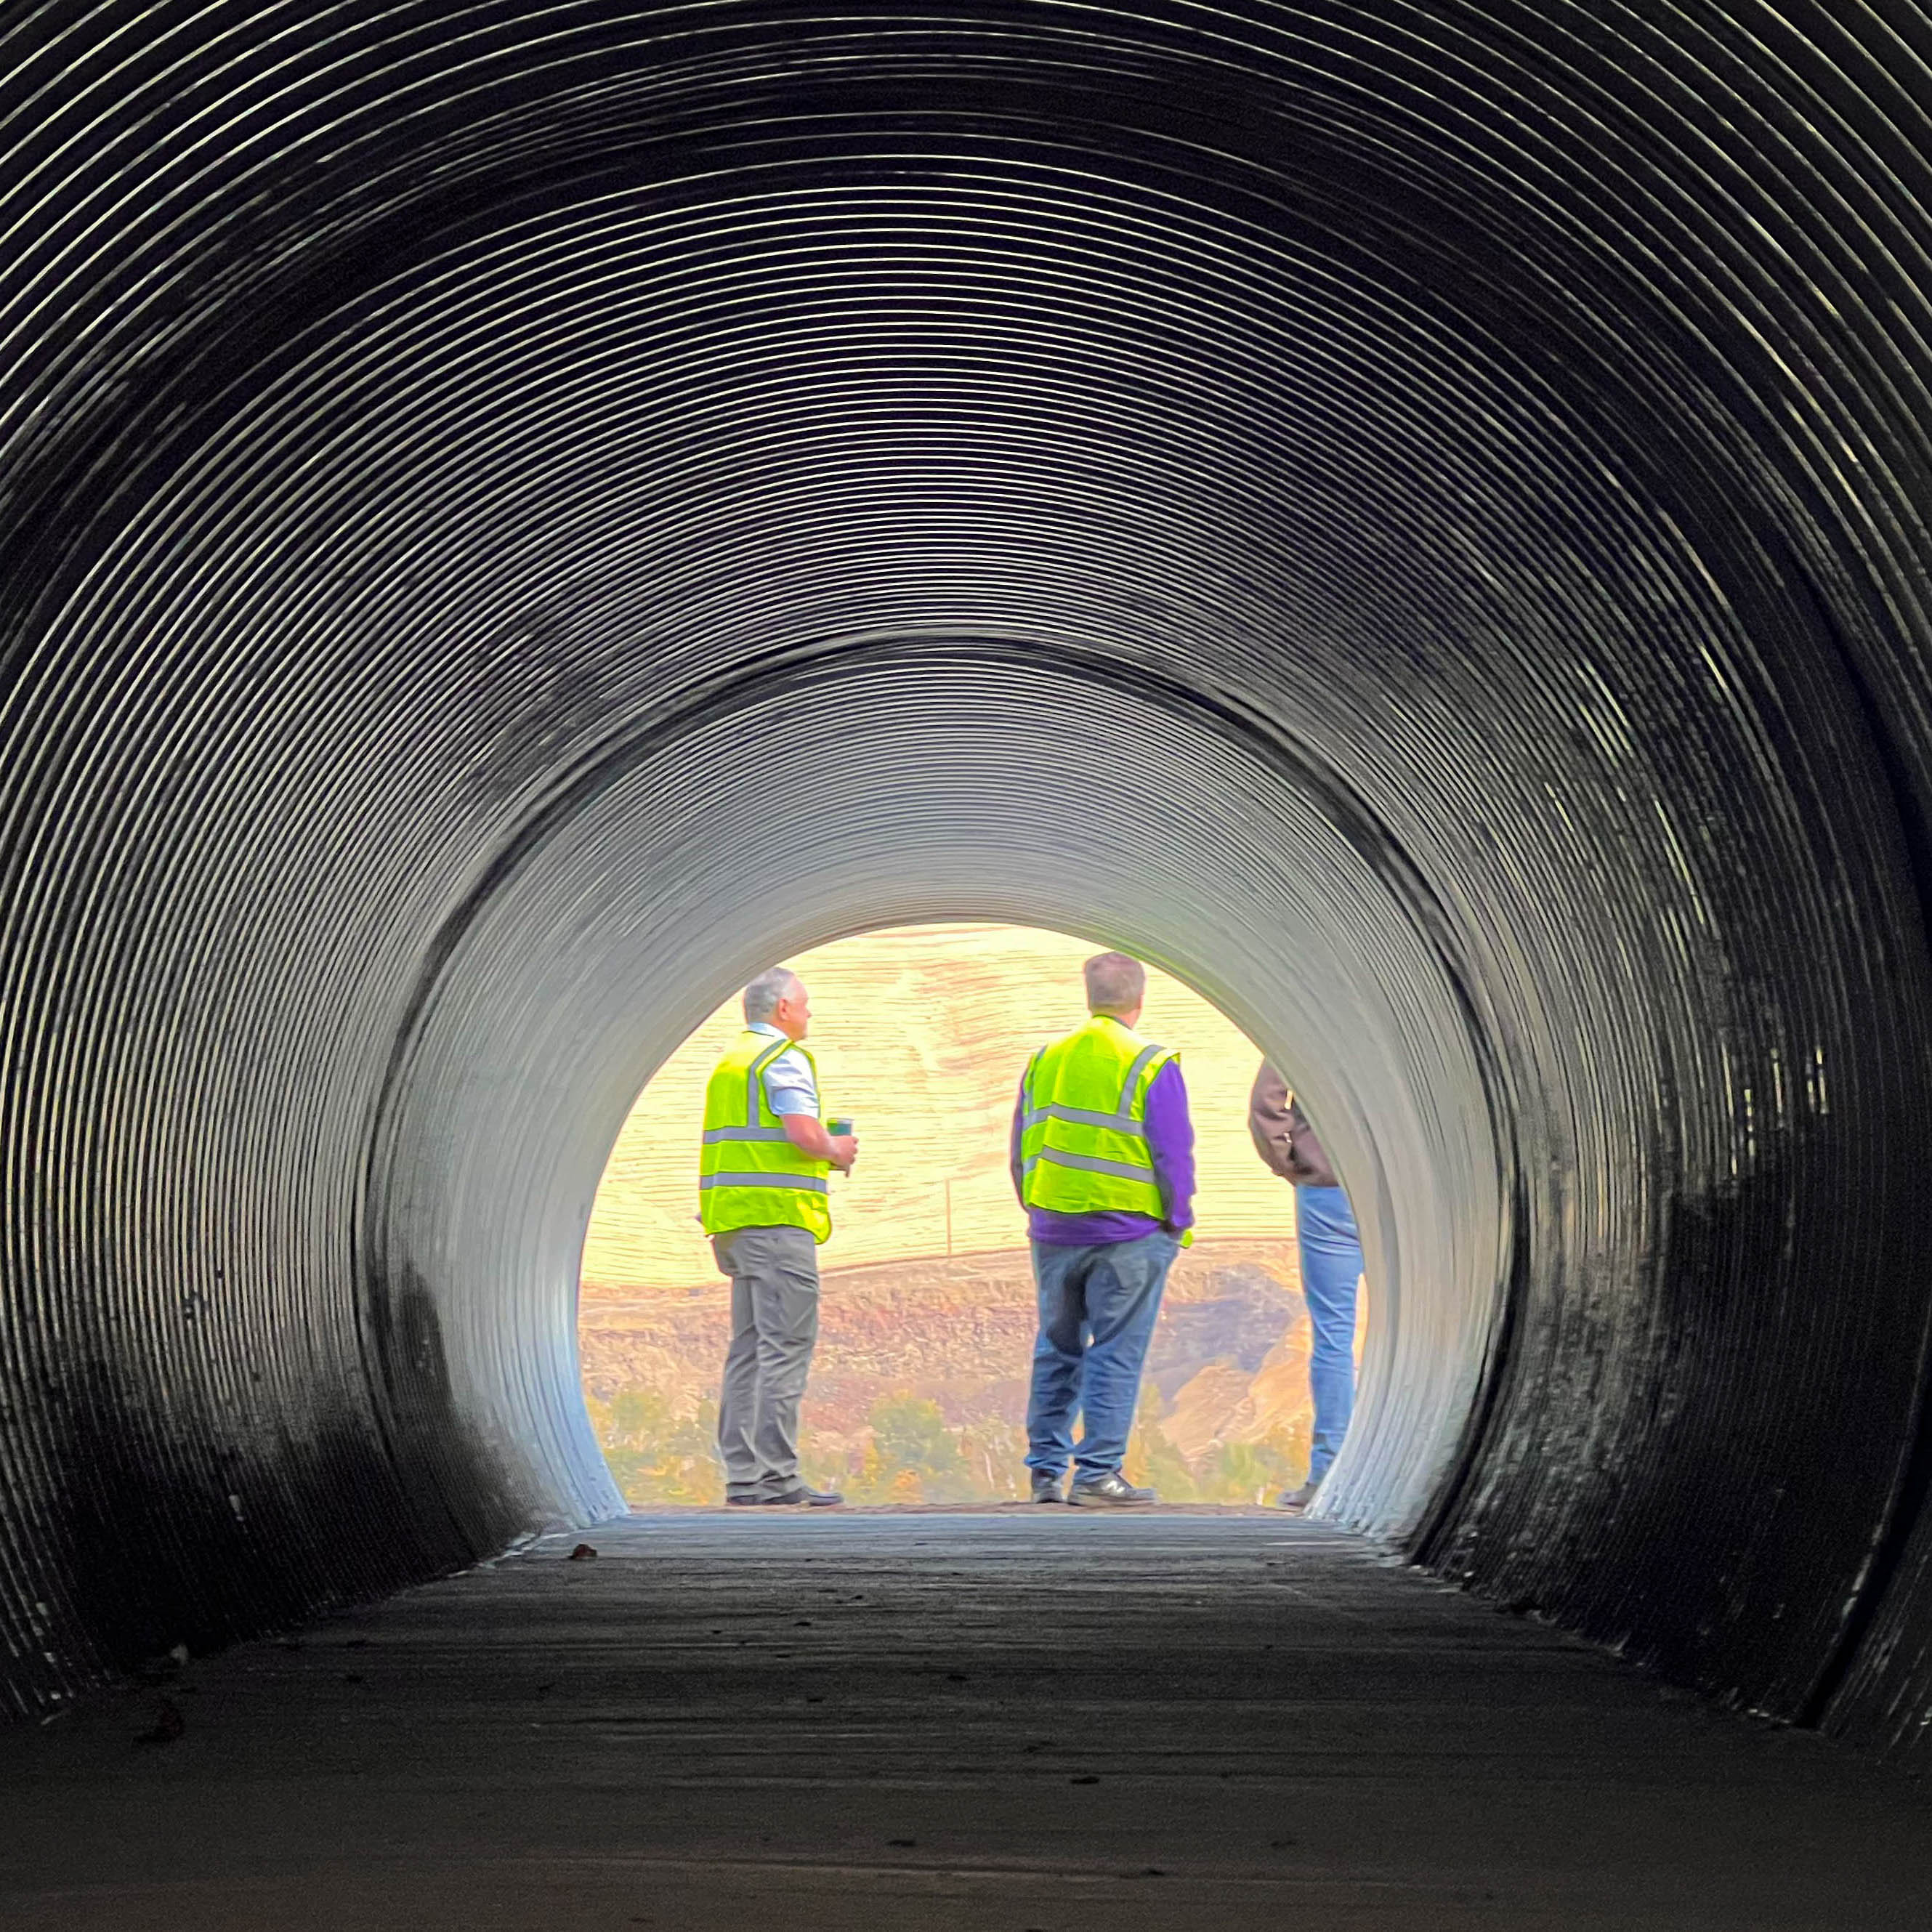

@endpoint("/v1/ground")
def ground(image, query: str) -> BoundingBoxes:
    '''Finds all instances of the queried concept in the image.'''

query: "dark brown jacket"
[1248,1062,1338,1188]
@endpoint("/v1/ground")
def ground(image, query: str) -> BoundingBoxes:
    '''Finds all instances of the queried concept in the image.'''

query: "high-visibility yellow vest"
[1019,1015,1177,1221]
[698,1030,832,1242]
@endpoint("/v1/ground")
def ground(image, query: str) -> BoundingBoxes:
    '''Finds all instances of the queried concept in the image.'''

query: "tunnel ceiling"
[7,0,1932,1761]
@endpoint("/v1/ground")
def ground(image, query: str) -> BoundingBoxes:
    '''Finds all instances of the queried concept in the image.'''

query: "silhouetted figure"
[1011,953,1195,1506]
[1248,1064,1363,1509]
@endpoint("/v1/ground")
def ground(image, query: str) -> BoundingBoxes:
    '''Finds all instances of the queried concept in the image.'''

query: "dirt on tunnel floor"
[3,1510,1928,1931]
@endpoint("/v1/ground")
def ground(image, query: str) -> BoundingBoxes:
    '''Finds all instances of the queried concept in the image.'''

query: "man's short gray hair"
[743,966,801,1024]
[1084,951,1147,1014]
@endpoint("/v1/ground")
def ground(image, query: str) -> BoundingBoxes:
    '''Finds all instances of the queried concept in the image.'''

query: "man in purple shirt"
[1010,953,1196,1505]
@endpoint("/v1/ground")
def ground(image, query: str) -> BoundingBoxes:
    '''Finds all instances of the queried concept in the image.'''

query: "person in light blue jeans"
[1293,1184,1364,1493]
[1249,1062,1365,1508]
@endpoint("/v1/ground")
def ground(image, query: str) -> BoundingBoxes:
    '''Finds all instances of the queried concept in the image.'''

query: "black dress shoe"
[1030,1471,1064,1503]
[760,1484,843,1506]
[724,1494,761,1506]
[1067,1471,1156,1507]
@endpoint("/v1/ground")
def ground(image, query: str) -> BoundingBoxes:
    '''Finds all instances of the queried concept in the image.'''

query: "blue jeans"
[1298,1185,1363,1484]
[1025,1231,1179,1479]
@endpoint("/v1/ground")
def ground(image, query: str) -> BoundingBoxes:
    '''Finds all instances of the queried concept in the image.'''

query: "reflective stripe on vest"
[698,1030,833,1242]
[1019,1017,1174,1220]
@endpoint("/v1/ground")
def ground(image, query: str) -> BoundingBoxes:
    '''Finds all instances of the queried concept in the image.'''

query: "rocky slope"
[580,1237,1325,1503]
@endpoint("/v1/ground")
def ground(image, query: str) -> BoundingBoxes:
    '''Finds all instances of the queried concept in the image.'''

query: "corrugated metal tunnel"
[6,0,1932,1768]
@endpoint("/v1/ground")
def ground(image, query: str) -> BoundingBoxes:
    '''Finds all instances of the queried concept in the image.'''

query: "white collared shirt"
[748,1021,818,1117]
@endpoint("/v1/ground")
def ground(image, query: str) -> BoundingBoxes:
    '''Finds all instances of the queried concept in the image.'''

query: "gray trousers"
[713,1224,820,1498]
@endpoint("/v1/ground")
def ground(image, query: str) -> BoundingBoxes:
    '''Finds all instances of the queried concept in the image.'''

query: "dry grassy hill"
[581,1238,1321,1505]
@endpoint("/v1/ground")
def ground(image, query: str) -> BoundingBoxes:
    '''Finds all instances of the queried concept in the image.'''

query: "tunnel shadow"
[41,1343,442,1677]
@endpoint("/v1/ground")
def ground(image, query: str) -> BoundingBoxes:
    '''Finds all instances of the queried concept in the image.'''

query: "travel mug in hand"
[828,1118,854,1171]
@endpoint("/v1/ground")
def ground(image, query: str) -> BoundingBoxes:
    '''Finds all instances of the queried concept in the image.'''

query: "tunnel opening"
[575,920,1372,1511]
[318,634,1529,1803]
[359,649,1507,1537]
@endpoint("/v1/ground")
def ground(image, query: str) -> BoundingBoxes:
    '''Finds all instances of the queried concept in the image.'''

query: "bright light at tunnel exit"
[579,922,1365,1508]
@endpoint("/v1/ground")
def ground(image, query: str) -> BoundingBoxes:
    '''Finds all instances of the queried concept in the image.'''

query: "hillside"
[580,1237,1333,1505]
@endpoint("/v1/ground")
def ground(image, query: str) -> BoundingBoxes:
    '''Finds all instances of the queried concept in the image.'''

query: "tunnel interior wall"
[7,1,1932,1761]
[368,656,1509,1557]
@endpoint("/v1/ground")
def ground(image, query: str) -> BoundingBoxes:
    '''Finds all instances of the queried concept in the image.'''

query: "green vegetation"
[590,1378,1311,1507]
[586,1386,722,1505]
[1124,1415,1310,1504]
[808,1399,1035,1505]
[1120,1381,1311,1504]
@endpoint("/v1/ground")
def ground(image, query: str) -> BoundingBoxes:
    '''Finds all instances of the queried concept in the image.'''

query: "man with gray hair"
[1011,951,1195,1505]
[698,966,857,1505]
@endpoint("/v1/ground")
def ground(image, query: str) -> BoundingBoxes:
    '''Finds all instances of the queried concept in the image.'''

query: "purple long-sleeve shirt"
[1009,1057,1196,1245]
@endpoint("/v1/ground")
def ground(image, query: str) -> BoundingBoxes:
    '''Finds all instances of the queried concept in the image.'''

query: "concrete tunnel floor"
[4,1513,1930,1931]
